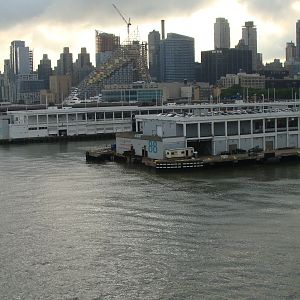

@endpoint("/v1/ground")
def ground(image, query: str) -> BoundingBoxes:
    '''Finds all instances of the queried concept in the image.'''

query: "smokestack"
[161,20,165,40]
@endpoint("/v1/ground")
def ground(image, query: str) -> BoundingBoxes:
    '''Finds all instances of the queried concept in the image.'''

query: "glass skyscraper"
[160,33,195,83]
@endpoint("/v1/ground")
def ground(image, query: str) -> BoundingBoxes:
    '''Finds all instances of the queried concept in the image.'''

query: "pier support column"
[225,121,228,151]
[238,120,241,149]
[287,117,289,147]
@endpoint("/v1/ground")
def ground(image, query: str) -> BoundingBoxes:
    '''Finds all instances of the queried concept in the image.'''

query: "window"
[105,112,113,119]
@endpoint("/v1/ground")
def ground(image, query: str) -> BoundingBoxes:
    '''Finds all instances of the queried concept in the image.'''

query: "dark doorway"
[187,140,212,156]
[59,129,67,137]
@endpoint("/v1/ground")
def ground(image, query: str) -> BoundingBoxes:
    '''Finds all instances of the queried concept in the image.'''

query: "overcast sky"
[0,0,299,71]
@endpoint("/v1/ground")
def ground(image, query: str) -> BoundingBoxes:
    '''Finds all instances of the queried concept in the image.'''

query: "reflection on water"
[0,141,299,299]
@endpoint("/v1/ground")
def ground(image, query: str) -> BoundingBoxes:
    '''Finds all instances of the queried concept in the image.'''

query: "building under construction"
[77,39,150,99]
[95,31,120,68]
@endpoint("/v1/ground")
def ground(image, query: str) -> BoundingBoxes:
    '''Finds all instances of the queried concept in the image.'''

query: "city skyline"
[0,0,300,71]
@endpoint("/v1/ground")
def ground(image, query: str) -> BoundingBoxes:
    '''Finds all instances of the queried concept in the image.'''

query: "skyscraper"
[160,33,195,82]
[242,21,257,71]
[9,41,38,104]
[214,18,230,49]
[76,48,92,68]
[10,40,32,75]
[37,54,52,89]
[56,47,73,77]
[148,30,161,81]
[201,48,252,84]
[73,48,94,85]
[296,20,300,59]
[286,41,296,62]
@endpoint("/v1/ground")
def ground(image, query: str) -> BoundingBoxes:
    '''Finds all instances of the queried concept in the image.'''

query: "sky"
[0,0,300,72]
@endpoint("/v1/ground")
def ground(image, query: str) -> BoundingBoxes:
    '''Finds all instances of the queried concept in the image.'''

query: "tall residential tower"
[296,20,300,59]
[242,21,257,71]
[10,40,32,75]
[37,54,52,89]
[286,41,296,62]
[148,30,161,81]
[214,18,230,49]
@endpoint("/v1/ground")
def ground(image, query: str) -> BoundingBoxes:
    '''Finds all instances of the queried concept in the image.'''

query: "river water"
[0,141,299,300]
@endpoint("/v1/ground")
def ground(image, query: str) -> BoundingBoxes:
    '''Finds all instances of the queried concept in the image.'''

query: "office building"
[9,41,37,103]
[15,74,44,104]
[148,30,161,81]
[102,82,163,105]
[73,48,94,85]
[10,40,32,75]
[242,21,257,71]
[201,48,252,84]
[265,59,284,71]
[49,75,72,104]
[296,20,300,59]
[286,41,296,62]
[284,60,300,76]
[56,47,73,77]
[0,73,5,102]
[160,33,195,82]
[1,60,11,102]
[37,54,52,89]
[214,18,230,49]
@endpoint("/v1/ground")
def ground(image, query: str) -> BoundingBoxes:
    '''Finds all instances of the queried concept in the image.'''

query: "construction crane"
[112,4,131,39]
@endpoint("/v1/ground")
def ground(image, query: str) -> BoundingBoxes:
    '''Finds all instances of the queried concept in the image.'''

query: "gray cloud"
[238,0,296,20]
[0,0,214,29]
[0,0,296,68]
[0,0,51,28]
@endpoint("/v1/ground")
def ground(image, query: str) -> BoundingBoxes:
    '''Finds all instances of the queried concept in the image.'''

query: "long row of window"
[185,118,299,138]
[26,109,171,125]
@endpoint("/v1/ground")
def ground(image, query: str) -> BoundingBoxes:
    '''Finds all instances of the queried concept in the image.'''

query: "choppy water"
[0,141,300,300]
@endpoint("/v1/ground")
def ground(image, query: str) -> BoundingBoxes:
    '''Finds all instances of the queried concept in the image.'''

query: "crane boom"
[112,3,131,38]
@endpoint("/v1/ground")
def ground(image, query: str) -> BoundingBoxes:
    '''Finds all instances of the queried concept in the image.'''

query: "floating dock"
[86,147,300,170]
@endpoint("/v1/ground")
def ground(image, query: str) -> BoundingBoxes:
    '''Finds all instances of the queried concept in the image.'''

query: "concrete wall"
[116,136,164,160]
[163,137,186,153]
[143,119,177,137]
[228,139,239,149]
[265,136,275,150]
[176,124,184,136]
[214,138,226,155]
[116,136,186,160]
[0,119,9,140]
[253,137,263,149]
[158,82,182,100]
[289,134,298,148]
[277,134,287,148]
[240,138,252,150]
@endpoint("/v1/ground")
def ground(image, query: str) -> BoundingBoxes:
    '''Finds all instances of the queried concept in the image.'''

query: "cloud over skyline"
[0,0,212,29]
[0,0,300,71]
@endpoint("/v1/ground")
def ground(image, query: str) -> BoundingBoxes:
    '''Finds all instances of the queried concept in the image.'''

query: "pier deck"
[86,147,300,170]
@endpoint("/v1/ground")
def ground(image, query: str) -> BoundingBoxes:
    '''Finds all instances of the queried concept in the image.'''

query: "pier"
[85,147,300,170]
